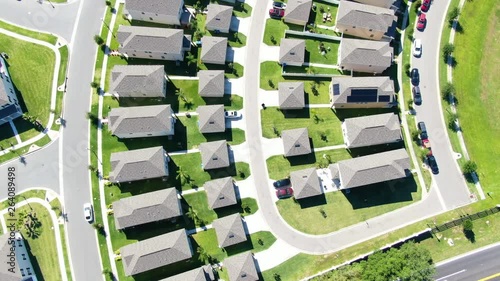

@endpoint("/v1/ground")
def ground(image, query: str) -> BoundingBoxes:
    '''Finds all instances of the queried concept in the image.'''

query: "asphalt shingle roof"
[284,0,313,24]
[333,148,410,189]
[204,177,237,209]
[340,38,392,69]
[109,146,168,182]
[196,104,226,133]
[108,104,173,136]
[224,252,259,281]
[336,0,396,33]
[160,265,215,281]
[117,25,184,54]
[343,113,401,148]
[206,4,233,32]
[201,37,228,64]
[278,82,305,109]
[213,214,247,247]
[290,167,322,199]
[279,38,305,65]
[199,140,230,170]
[113,188,181,230]
[125,0,183,17]
[121,229,192,276]
[282,128,311,157]
[110,65,165,98]
[330,76,394,105]
[198,70,225,97]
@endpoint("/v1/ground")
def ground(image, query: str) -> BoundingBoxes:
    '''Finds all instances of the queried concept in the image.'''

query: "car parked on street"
[225,110,241,119]
[421,0,431,12]
[413,86,422,105]
[417,13,426,30]
[427,155,439,174]
[276,187,294,199]
[411,68,419,85]
[413,39,422,57]
[269,8,285,19]
[273,1,287,9]
[83,203,94,223]
[273,178,291,188]
[418,121,428,141]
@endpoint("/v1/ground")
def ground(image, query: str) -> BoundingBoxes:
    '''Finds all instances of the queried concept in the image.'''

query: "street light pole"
[87,147,102,165]
[101,18,116,38]
[46,0,55,8]
[19,195,33,212]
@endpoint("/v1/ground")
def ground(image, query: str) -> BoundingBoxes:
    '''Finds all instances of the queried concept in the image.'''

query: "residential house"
[110,65,166,98]
[113,188,182,230]
[120,229,192,276]
[290,168,323,199]
[278,82,305,109]
[0,57,22,125]
[200,37,228,65]
[160,265,215,281]
[284,0,313,26]
[204,177,237,209]
[124,0,190,26]
[196,104,226,133]
[329,148,411,189]
[109,146,169,183]
[351,0,396,9]
[224,252,259,281]
[108,104,175,139]
[329,76,395,108]
[282,128,311,157]
[342,113,401,148]
[338,38,392,73]
[199,140,230,170]
[279,38,305,66]
[0,232,39,281]
[117,26,191,61]
[213,214,247,248]
[335,1,396,41]
[198,70,225,97]
[206,4,233,34]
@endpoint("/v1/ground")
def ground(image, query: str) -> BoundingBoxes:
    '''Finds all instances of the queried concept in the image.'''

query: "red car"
[417,13,426,30]
[269,8,285,19]
[276,187,293,199]
[421,0,431,12]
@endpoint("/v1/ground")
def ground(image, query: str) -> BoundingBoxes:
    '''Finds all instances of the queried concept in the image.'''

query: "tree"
[186,52,197,66]
[86,112,99,127]
[448,112,459,131]
[197,246,211,264]
[176,167,190,185]
[441,82,455,102]
[463,219,473,232]
[448,7,460,22]
[407,28,414,41]
[462,219,475,242]
[442,43,455,58]
[462,160,478,175]
[93,35,104,45]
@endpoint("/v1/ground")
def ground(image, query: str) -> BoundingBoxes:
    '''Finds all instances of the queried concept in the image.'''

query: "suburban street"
[411,0,471,209]
[435,243,500,281]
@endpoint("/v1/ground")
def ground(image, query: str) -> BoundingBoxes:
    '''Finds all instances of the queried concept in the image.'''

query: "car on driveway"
[83,203,93,223]
[273,178,291,188]
[413,86,422,105]
[413,39,422,57]
[421,0,431,12]
[427,155,439,174]
[276,187,294,199]
[417,13,426,30]
[225,110,241,119]
[273,1,287,9]
[411,68,419,85]
[269,8,285,19]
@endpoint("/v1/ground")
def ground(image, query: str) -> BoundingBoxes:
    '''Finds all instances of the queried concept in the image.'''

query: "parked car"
[412,86,422,105]
[273,178,291,188]
[417,13,426,30]
[276,187,294,199]
[427,155,439,174]
[269,8,285,19]
[417,121,428,141]
[83,203,94,223]
[421,0,431,12]
[413,39,422,57]
[225,110,241,119]
[273,1,287,9]
[411,68,419,85]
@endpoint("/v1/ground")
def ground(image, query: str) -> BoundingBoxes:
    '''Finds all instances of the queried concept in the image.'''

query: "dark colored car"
[417,13,426,30]
[269,8,285,19]
[276,187,294,199]
[411,68,419,85]
[413,86,422,105]
[417,121,428,141]
[421,0,431,12]
[273,1,287,9]
[427,155,439,174]
[273,178,291,188]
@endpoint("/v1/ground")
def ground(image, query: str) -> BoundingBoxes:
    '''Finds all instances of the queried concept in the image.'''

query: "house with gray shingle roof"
[110,65,166,98]
[338,38,392,73]
[199,140,230,170]
[109,146,169,183]
[342,113,401,148]
[224,252,259,281]
[117,25,191,61]
[120,229,193,276]
[160,265,215,281]
[0,233,38,281]
[213,214,247,247]
[284,0,313,26]
[335,1,396,41]
[113,188,182,230]
[290,168,323,199]
[0,57,22,126]
[196,105,226,133]
[279,38,305,66]
[206,4,234,34]
[330,148,411,189]
[108,104,175,139]
[278,82,305,109]
[201,37,228,65]
[204,177,237,209]
[329,76,395,108]
[198,70,225,97]
[124,0,189,26]
[352,0,396,9]
[282,128,311,157]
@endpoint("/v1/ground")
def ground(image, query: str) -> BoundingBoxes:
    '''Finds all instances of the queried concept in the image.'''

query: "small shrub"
[462,160,478,175]
[414,0,422,12]
[90,81,99,88]
[441,82,455,102]
[448,7,460,22]
[105,0,111,6]
[442,43,455,58]
[93,35,104,45]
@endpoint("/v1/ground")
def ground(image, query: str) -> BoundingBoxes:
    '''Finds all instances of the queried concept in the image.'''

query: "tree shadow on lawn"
[285,151,317,166]
[464,229,476,243]
[295,194,328,209]
[23,239,46,281]
[343,176,417,209]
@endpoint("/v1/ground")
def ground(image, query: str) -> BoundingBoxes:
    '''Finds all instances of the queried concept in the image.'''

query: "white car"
[413,39,422,57]
[83,203,94,223]
[225,110,241,119]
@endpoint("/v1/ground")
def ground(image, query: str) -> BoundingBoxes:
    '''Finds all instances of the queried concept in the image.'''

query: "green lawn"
[233,2,253,18]
[263,18,304,46]
[0,33,55,141]
[52,45,69,131]
[283,65,342,75]
[194,14,247,47]
[304,39,340,65]
[0,122,17,150]
[0,20,58,45]
[0,133,51,164]
[312,1,339,27]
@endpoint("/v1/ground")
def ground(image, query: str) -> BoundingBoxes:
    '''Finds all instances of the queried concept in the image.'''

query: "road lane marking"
[436,269,467,281]
[479,272,500,281]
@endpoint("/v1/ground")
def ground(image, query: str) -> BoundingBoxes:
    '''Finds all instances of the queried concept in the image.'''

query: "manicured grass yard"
[0,123,17,149]
[312,1,339,27]
[283,65,342,75]
[263,18,304,46]
[233,2,253,18]
[0,20,58,45]
[304,38,340,65]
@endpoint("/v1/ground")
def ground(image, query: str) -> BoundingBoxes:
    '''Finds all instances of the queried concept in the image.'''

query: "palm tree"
[176,167,190,185]
[197,246,210,264]
[186,52,197,66]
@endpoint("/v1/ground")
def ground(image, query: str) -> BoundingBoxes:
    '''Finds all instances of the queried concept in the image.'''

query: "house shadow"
[332,108,398,121]
[229,16,240,33]
[296,194,327,209]
[118,95,179,113]
[202,95,234,107]
[207,163,238,180]
[382,64,400,94]
[304,49,311,64]
[343,176,417,209]
[226,47,235,63]
[10,82,40,135]
[281,107,310,119]
[223,238,254,256]
[224,79,233,94]
[347,142,405,158]
[122,219,187,242]
[22,239,45,281]
[0,122,15,145]
[116,177,171,197]
[285,151,317,166]
[203,127,235,143]
[213,200,245,218]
